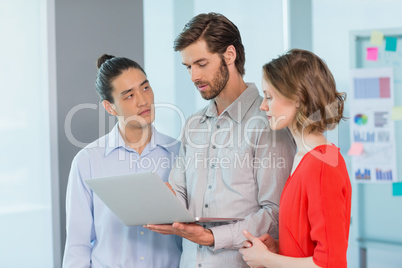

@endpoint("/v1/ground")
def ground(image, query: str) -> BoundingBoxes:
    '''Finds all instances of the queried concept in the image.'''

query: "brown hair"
[263,49,346,133]
[174,12,245,76]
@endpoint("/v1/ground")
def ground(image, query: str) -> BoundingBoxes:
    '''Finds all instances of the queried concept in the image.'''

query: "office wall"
[54,0,144,264]
[143,0,192,141]
[0,1,53,267]
[312,0,402,267]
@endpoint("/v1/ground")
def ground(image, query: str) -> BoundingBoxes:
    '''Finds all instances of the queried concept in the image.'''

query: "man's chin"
[200,94,212,100]
[124,120,153,130]
[200,91,217,100]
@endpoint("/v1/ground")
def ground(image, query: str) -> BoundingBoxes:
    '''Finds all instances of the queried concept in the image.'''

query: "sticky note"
[391,106,402,120]
[385,37,397,52]
[370,30,384,46]
[366,47,378,61]
[347,142,364,156]
[393,182,402,196]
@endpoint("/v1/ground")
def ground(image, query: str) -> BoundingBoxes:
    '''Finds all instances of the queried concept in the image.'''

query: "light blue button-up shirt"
[63,124,182,268]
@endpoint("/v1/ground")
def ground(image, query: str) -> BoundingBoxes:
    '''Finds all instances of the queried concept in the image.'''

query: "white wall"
[0,0,53,267]
[144,0,184,141]
[312,1,402,267]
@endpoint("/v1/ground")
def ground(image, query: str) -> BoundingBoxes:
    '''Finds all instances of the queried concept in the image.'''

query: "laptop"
[85,172,243,226]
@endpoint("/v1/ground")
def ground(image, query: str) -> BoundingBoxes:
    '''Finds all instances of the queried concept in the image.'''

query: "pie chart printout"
[354,114,368,126]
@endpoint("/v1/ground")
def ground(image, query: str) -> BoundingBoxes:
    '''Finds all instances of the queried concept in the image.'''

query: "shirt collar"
[105,124,171,156]
[203,83,260,123]
[149,125,174,152]
[105,123,125,156]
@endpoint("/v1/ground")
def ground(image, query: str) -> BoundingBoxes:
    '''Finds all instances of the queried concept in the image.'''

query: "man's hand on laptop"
[144,222,214,246]
[165,182,176,196]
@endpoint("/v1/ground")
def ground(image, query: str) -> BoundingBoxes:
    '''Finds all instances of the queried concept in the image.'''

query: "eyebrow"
[140,79,149,86]
[182,58,208,66]
[120,79,149,96]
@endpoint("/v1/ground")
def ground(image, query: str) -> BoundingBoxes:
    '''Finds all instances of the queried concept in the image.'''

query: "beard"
[196,58,229,100]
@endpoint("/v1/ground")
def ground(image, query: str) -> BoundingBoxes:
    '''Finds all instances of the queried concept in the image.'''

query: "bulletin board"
[349,28,402,265]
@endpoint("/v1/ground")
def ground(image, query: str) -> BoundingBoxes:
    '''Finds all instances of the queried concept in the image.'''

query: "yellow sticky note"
[391,106,402,120]
[370,30,384,46]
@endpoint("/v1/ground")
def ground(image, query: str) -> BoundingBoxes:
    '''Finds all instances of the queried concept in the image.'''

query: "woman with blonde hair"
[240,49,351,268]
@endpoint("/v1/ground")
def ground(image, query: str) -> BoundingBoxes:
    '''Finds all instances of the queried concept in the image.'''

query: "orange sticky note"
[348,142,364,155]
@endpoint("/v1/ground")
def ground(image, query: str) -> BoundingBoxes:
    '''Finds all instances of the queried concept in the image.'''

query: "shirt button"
[217,125,220,129]
[205,204,208,208]
[198,244,203,249]
[198,264,202,267]
[140,257,144,260]
[212,145,216,149]
[211,164,216,168]
[140,231,144,235]
[208,185,212,189]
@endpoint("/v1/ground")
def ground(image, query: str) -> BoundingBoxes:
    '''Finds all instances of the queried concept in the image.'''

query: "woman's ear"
[295,98,301,108]
[102,100,116,115]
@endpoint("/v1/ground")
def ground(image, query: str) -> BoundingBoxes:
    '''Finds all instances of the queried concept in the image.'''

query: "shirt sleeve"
[307,155,351,268]
[62,151,96,268]
[168,136,188,208]
[210,127,296,250]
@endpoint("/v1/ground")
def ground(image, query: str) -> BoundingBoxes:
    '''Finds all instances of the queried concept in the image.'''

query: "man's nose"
[190,68,200,83]
[136,91,147,106]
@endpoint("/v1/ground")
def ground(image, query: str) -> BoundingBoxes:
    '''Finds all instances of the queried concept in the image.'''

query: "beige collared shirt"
[169,83,296,268]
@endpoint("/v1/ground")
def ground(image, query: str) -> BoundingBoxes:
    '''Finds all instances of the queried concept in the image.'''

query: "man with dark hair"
[145,13,296,267]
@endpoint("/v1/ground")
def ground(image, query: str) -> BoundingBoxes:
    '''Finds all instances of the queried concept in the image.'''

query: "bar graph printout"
[350,68,397,182]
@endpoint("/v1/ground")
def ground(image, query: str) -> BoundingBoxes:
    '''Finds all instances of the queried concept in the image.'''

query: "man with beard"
[145,13,296,267]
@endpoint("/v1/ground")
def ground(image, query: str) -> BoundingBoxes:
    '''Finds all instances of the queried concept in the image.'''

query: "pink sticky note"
[366,47,378,61]
[347,142,364,155]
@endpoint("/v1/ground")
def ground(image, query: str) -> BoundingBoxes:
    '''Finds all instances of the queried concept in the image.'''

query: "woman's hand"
[258,233,278,253]
[239,230,274,268]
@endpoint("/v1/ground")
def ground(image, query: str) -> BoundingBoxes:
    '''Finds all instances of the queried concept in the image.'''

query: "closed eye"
[263,92,272,100]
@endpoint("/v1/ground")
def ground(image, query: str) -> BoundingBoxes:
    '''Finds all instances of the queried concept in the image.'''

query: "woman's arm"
[239,231,321,268]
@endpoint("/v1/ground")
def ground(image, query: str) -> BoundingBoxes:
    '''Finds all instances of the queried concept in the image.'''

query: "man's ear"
[102,100,116,115]
[224,45,236,65]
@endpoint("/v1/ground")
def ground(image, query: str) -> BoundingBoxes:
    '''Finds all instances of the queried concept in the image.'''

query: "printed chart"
[350,68,397,183]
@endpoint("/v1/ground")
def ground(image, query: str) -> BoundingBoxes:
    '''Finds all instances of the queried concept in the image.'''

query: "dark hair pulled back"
[95,54,146,103]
